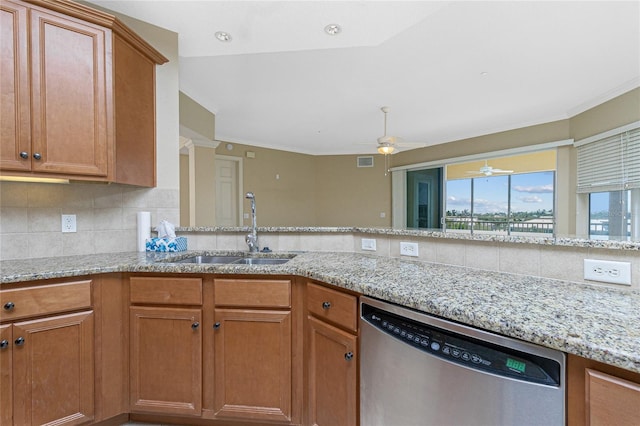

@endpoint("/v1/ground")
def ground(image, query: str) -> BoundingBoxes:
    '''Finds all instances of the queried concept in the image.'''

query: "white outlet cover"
[61,214,77,233]
[584,259,631,285]
[361,238,377,251]
[400,242,419,257]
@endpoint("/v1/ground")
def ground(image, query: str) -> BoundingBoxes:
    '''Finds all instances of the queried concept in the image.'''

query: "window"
[396,150,558,234]
[445,171,555,235]
[576,123,639,240]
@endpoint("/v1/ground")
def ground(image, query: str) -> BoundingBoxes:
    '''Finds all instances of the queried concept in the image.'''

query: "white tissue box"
[146,237,187,252]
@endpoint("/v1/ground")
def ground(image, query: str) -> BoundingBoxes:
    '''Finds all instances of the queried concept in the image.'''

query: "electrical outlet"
[584,259,631,285]
[400,242,419,257]
[61,214,76,233]
[361,238,377,251]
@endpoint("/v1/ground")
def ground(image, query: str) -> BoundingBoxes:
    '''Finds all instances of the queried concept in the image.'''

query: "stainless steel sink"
[165,255,293,265]
[231,258,291,265]
[172,255,244,264]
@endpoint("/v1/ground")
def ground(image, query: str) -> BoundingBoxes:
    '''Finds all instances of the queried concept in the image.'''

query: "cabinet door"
[586,369,640,426]
[0,0,31,171]
[214,308,292,423]
[29,7,110,177]
[130,306,202,416]
[307,316,357,426]
[0,324,12,426]
[12,311,94,426]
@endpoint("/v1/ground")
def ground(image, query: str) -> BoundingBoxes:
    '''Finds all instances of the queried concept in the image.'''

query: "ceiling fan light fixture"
[378,145,395,155]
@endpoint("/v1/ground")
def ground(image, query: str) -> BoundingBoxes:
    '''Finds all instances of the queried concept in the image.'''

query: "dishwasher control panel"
[362,303,561,386]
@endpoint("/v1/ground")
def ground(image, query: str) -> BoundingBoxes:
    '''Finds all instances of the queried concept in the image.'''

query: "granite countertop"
[175,226,640,251]
[1,250,639,374]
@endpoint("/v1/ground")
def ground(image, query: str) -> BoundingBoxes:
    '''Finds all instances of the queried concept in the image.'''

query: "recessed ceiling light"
[324,24,341,36]
[480,71,489,76]
[215,31,232,42]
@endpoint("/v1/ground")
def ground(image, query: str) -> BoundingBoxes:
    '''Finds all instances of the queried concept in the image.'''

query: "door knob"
[33,153,42,160]
[14,337,25,346]
[3,302,14,311]
[19,151,28,159]
[322,301,331,310]
[0,340,9,349]
[191,322,200,330]
[344,351,354,361]
[213,322,221,329]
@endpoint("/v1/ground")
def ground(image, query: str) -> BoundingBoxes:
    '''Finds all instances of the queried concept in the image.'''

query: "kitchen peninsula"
[2,228,640,425]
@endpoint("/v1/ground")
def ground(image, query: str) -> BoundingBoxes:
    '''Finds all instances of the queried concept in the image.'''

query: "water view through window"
[446,171,555,235]
[589,191,631,240]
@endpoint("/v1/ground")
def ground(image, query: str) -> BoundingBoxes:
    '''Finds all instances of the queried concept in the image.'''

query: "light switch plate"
[361,238,377,251]
[584,259,631,285]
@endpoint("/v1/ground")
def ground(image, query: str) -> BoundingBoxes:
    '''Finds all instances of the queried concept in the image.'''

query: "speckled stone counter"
[2,250,639,374]
[175,226,640,250]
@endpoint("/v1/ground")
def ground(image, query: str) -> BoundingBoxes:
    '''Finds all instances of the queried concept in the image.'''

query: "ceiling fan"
[375,106,424,155]
[466,160,514,176]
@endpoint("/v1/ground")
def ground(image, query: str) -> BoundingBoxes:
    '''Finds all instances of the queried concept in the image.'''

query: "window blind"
[576,126,640,193]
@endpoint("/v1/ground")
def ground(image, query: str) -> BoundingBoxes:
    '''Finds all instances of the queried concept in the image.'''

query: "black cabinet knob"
[3,302,14,311]
[19,151,28,159]
[14,337,25,346]
[191,322,200,330]
[322,301,331,310]
[213,322,221,329]
[0,340,8,349]
[344,351,354,361]
[33,153,42,160]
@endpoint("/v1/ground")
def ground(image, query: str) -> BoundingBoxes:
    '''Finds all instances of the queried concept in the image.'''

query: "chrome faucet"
[245,192,259,252]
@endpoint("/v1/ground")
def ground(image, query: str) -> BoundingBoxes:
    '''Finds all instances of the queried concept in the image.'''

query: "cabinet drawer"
[130,277,202,305]
[215,279,291,308]
[307,282,358,333]
[0,280,92,321]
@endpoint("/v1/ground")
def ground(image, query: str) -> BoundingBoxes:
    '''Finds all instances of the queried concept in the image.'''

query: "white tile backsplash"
[0,181,179,260]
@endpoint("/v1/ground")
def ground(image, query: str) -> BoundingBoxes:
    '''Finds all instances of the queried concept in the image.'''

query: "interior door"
[215,158,239,226]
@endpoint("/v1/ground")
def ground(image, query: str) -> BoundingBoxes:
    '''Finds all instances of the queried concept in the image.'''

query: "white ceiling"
[87,1,640,155]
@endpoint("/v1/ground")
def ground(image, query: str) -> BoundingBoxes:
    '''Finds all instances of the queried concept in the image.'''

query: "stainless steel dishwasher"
[360,296,565,426]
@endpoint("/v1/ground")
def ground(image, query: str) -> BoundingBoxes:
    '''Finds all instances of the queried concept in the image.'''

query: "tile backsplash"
[0,182,179,260]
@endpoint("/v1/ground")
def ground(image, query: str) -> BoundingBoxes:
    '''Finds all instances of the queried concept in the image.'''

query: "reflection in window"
[407,168,442,229]
[445,172,555,235]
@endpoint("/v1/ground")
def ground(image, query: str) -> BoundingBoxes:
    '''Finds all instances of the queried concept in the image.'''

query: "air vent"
[357,156,374,168]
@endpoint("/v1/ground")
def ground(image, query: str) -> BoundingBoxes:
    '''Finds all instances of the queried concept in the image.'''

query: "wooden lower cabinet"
[129,306,202,416]
[307,316,357,426]
[567,353,640,426]
[8,311,95,425]
[213,308,293,423]
[305,281,359,426]
[1,324,13,426]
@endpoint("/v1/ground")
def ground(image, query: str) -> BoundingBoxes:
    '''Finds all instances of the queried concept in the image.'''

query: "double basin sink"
[164,254,293,266]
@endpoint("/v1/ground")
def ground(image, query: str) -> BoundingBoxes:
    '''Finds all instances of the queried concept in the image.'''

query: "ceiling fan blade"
[491,168,514,173]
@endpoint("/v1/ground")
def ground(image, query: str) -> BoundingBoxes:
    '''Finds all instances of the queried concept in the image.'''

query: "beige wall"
[392,119,571,168]
[179,92,215,140]
[314,155,392,227]
[569,88,640,141]
[216,143,318,226]
[208,144,393,227]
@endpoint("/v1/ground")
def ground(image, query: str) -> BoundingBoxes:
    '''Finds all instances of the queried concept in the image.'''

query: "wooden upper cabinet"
[0,0,31,172]
[0,0,167,186]
[29,7,110,177]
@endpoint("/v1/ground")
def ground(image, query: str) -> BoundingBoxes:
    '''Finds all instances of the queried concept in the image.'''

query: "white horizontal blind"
[576,127,640,193]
